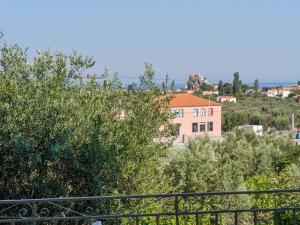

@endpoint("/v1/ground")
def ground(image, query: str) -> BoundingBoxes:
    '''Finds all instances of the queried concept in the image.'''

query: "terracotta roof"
[169,94,220,107]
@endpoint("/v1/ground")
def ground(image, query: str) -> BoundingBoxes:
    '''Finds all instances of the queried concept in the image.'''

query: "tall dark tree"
[218,80,224,96]
[224,83,233,95]
[161,81,166,93]
[162,74,169,94]
[171,80,176,93]
[233,72,242,96]
[254,79,259,91]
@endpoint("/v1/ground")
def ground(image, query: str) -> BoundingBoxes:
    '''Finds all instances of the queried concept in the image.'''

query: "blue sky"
[1,1,300,84]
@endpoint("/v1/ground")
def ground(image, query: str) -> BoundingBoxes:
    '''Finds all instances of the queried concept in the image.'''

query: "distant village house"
[216,96,237,103]
[262,88,291,98]
[169,94,222,143]
[202,90,219,96]
[239,125,263,136]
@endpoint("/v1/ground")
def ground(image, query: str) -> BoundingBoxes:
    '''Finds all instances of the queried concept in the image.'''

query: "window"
[200,122,206,132]
[208,108,213,116]
[193,108,199,117]
[172,109,184,117]
[192,123,198,132]
[208,122,213,131]
[200,108,206,116]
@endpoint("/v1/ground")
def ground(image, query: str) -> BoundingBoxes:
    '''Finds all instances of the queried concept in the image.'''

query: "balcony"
[1,189,300,224]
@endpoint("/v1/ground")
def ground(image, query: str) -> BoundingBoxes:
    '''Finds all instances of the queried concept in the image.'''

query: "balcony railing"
[1,189,300,224]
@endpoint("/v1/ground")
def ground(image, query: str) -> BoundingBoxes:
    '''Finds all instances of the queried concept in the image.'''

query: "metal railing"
[1,189,300,224]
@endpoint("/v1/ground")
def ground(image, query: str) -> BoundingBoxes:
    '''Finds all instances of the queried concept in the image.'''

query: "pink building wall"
[171,105,222,142]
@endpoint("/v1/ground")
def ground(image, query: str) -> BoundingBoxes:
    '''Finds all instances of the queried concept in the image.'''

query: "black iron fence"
[1,189,300,224]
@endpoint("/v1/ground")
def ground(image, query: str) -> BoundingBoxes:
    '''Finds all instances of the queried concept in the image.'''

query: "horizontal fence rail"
[1,189,300,224]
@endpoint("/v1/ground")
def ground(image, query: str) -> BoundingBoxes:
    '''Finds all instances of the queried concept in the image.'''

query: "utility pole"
[291,114,295,131]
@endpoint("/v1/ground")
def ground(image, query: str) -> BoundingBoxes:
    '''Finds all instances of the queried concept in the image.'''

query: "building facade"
[216,96,237,103]
[169,94,222,143]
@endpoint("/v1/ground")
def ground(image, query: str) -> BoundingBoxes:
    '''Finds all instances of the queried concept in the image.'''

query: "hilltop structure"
[186,73,208,90]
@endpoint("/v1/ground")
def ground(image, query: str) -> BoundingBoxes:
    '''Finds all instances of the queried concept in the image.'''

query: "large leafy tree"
[161,130,300,223]
[0,34,172,199]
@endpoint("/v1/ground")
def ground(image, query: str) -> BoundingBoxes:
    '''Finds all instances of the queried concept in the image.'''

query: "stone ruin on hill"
[187,73,208,90]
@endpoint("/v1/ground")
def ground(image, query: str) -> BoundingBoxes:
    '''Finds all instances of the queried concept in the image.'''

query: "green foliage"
[0,37,172,199]
[222,111,248,132]
[223,82,233,95]
[222,96,299,131]
[2,33,300,225]
[292,89,300,95]
[159,130,300,224]
[200,82,213,91]
[165,129,300,191]
[250,112,267,127]
[171,80,175,92]
[232,72,242,96]
[274,116,290,130]
[218,80,224,95]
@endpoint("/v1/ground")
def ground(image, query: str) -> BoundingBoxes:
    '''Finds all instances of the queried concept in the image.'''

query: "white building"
[216,96,237,103]
[264,89,291,98]
[239,125,263,135]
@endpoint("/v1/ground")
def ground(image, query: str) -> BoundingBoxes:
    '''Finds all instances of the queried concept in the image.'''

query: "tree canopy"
[0,35,173,199]
[222,96,298,132]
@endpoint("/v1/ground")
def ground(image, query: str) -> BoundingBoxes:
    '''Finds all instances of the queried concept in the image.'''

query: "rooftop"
[169,94,220,108]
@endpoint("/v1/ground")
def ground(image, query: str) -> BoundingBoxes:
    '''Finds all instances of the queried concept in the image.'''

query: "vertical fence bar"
[32,202,37,225]
[156,215,159,225]
[293,209,296,225]
[175,196,179,225]
[273,210,278,225]
[215,213,218,225]
[253,211,258,225]
[196,213,199,225]
[136,203,139,225]
[234,211,238,225]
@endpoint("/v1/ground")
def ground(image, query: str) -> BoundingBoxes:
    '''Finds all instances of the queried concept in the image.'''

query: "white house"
[239,125,263,135]
[264,88,291,98]
[216,96,237,103]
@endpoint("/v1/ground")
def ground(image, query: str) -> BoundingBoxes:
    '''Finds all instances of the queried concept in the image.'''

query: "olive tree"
[0,34,172,200]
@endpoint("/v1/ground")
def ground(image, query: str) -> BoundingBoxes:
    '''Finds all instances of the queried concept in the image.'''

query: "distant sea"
[173,81,297,89]
[122,81,297,90]
[252,81,296,88]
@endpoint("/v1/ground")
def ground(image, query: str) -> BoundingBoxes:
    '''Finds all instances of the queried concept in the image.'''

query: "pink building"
[169,94,222,143]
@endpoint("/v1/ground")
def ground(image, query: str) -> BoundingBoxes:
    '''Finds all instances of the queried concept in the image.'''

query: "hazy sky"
[1,1,300,84]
